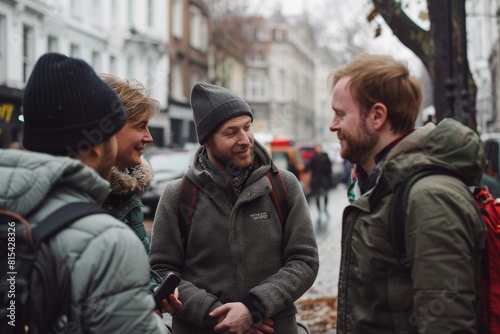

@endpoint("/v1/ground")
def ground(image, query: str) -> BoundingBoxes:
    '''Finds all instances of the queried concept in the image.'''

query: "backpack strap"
[177,176,197,253]
[32,202,107,247]
[390,169,456,270]
[176,166,291,253]
[266,164,290,230]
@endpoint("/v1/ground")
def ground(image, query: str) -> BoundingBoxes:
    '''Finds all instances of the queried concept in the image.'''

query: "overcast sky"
[246,0,428,75]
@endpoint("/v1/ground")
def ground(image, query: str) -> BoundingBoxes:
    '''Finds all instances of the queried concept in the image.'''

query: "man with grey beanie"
[150,82,319,334]
[0,53,168,333]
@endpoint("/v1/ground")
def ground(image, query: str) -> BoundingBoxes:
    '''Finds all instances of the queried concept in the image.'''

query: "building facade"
[0,0,168,147]
[243,10,316,141]
[467,0,500,133]
[168,0,209,147]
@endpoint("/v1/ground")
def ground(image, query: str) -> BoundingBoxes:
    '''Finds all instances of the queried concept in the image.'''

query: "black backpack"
[0,203,106,334]
[176,165,290,253]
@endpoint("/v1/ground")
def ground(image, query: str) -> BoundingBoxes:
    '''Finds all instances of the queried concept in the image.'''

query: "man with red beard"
[330,53,486,333]
[150,82,319,334]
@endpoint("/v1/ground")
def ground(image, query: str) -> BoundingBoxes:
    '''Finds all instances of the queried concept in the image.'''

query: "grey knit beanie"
[190,82,253,144]
[22,53,126,156]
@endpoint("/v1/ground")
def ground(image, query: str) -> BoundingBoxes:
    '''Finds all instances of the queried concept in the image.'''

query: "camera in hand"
[154,272,181,310]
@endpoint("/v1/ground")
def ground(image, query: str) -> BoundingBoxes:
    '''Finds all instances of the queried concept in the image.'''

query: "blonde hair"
[330,53,422,134]
[100,74,160,126]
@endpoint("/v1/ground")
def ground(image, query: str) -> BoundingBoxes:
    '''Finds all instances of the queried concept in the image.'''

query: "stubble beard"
[211,144,254,175]
[341,121,377,165]
[96,141,116,179]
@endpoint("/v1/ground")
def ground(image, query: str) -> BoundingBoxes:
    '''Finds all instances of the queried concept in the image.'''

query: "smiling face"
[329,77,377,167]
[204,115,254,174]
[114,120,153,170]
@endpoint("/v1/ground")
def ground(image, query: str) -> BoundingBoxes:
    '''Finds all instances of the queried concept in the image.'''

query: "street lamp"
[445,0,470,125]
[445,0,456,119]
[459,0,470,125]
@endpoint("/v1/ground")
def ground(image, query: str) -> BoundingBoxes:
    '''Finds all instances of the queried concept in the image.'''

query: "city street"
[295,183,348,334]
[144,183,349,334]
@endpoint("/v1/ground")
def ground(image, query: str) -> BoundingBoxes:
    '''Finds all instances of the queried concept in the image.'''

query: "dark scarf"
[354,133,411,195]
[198,149,252,197]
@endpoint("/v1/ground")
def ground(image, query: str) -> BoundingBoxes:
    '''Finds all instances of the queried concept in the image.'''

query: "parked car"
[481,134,500,198]
[269,138,312,197]
[142,147,195,216]
[296,142,317,165]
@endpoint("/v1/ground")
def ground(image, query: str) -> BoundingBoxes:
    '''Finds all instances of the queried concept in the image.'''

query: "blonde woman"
[101,74,158,254]
[101,74,181,318]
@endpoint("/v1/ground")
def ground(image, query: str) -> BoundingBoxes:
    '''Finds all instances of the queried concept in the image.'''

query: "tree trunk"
[372,0,477,131]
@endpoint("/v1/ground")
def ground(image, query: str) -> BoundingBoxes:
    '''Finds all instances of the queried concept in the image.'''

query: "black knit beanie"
[190,82,253,144]
[22,53,126,156]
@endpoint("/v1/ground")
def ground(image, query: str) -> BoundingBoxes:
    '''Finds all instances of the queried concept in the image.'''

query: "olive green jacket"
[338,119,487,333]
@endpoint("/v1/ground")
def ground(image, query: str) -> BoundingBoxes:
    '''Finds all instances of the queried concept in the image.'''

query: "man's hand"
[154,288,182,318]
[251,318,274,334]
[210,302,274,333]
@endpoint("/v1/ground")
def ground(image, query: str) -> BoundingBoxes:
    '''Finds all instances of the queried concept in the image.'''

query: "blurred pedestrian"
[308,144,332,219]
[0,53,169,333]
[8,141,21,149]
[329,53,485,333]
[100,74,181,315]
[424,114,434,125]
[150,82,318,334]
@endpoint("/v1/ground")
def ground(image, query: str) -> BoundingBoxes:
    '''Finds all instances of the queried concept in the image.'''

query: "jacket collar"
[108,157,153,197]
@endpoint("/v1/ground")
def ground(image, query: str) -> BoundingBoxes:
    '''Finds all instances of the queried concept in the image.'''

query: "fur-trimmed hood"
[108,157,153,197]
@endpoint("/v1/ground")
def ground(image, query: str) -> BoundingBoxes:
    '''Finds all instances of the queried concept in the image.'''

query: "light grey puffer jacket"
[150,141,319,334]
[0,149,167,334]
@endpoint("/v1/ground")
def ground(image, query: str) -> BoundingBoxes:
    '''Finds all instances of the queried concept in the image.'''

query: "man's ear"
[76,143,101,168]
[370,102,388,130]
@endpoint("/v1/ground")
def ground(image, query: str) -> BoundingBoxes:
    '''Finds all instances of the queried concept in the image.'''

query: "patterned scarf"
[198,149,252,196]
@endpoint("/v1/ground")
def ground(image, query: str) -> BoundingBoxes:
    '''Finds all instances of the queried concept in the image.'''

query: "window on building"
[246,52,266,66]
[244,26,254,41]
[70,43,80,58]
[200,15,209,52]
[128,0,134,27]
[190,73,198,91]
[22,25,34,83]
[111,0,119,26]
[0,15,6,84]
[189,5,208,52]
[109,55,117,74]
[172,0,183,38]
[92,0,101,26]
[147,0,154,27]
[47,35,58,53]
[127,56,134,78]
[147,57,155,89]
[279,50,286,67]
[256,28,271,42]
[274,29,284,41]
[171,63,183,100]
[278,74,285,99]
[245,75,267,100]
[92,51,101,72]
[70,0,83,18]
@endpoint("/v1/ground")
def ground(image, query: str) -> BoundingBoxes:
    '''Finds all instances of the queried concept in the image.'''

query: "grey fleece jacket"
[0,149,167,334]
[150,141,319,334]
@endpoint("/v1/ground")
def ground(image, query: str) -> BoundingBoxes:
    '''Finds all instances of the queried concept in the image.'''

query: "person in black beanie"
[150,82,318,334]
[0,53,169,333]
